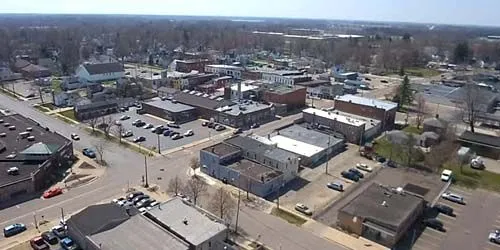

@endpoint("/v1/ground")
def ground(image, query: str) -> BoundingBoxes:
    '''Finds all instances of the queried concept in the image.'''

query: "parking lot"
[278,144,380,217]
[100,108,232,153]
[412,186,500,250]
[413,83,460,106]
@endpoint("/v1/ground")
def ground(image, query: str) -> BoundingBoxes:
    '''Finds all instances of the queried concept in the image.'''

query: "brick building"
[334,95,398,131]
[175,59,211,73]
[262,85,306,110]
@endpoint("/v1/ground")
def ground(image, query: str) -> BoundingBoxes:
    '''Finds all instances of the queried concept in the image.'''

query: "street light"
[139,142,149,188]
[232,176,241,235]
[156,133,161,154]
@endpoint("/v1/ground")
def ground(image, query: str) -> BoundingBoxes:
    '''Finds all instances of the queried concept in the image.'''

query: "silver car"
[441,192,465,205]
[489,229,500,244]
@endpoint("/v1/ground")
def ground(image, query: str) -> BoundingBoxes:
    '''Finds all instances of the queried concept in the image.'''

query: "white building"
[204,65,243,79]
[75,62,124,83]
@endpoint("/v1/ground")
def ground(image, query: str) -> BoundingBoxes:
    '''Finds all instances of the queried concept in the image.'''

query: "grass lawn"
[270,207,306,226]
[405,67,441,78]
[402,126,423,134]
[34,105,50,112]
[444,163,500,192]
[40,103,57,110]
[374,138,404,163]
[59,109,76,120]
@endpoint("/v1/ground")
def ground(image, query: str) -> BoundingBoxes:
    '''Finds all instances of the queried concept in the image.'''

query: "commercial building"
[180,73,217,90]
[458,131,500,159]
[75,62,125,83]
[302,108,381,144]
[0,113,73,203]
[67,199,231,250]
[141,97,197,124]
[261,70,311,86]
[175,59,211,73]
[205,65,243,79]
[334,95,398,131]
[254,124,345,167]
[337,183,425,247]
[262,85,306,111]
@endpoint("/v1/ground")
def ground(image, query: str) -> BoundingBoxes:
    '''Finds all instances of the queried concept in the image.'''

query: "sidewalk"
[59,152,105,190]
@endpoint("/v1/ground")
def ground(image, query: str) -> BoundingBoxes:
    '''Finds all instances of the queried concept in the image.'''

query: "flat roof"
[144,97,196,113]
[459,131,500,148]
[90,214,189,250]
[274,124,344,150]
[268,135,324,157]
[295,80,331,87]
[303,108,365,127]
[217,101,271,116]
[340,183,424,231]
[145,198,226,246]
[264,84,305,95]
[206,64,243,70]
[225,136,299,163]
[0,114,69,186]
[230,159,282,182]
[216,83,259,93]
[202,143,241,157]
[335,94,397,111]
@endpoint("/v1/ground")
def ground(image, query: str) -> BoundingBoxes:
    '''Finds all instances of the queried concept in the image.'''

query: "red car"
[43,187,63,199]
[30,236,49,250]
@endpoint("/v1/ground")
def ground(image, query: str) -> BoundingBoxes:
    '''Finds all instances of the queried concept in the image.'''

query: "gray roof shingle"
[84,63,124,75]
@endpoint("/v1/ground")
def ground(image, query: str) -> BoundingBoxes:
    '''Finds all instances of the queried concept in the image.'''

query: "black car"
[133,195,150,204]
[433,204,455,217]
[133,136,146,143]
[41,231,58,245]
[386,160,397,168]
[348,168,364,178]
[341,171,360,182]
[423,218,445,232]
[250,123,260,129]
[207,122,215,128]
[201,121,209,126]
[127,191,144,201]
[135,121,146,127]
[233,128,243,134]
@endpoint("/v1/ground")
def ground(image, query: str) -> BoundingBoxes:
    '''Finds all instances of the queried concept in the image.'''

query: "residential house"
[76,62,124,83]
[0,66,22,82]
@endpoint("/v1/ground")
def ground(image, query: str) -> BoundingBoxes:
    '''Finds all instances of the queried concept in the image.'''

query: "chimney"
[237,81,242,101]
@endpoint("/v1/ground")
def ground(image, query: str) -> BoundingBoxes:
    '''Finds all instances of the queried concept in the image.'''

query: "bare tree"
[183,177,207,206]
[402,133,419,167]
[94,140,107,166]
[209,187,236,222]
[88,116,99,134]
[113,124,126,143]
[415,94,427,129]
[462,84,480,133]
[189,157,201,176]
[424,140,459,172]
[100,116,115,138]
[167,176,183,195]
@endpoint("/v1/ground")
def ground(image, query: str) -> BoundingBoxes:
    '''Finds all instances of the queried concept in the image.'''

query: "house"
[423,115,448,135]
[0,66,22,82]
[76,62,124,83]
[205,65,243,79]
[176,59,211,73]
[54,91,83,107]
[20,64,51,78]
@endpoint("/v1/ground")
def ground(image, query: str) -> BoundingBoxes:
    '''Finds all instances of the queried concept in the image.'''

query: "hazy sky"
[1,0,498,26]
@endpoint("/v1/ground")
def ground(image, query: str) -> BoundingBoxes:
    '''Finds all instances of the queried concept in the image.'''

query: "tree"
[399,66,405,77]
[100,116,114,138]
[424,140,459,172]
[183,177,207,206]
[88,116,99,134]
[454,41,470,64]
[167,176,183,195]
[415,94,427,129]
[399,76,413,108]
[114,124,126,143]
[402,133,420,168]
[209,187,236,222]
[60,35,80,75]
[189,157,201,176]
[94,140,107,166]
[462,84,480,133]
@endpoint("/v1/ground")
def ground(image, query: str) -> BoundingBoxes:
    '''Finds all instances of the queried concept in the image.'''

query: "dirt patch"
[64,174,90,183]
[67,176,96,189]
[78,162,96,169]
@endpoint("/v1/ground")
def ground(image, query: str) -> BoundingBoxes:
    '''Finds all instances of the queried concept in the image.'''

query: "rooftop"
[0,114,69,186]
[83,62,124,75]
[89,214,189,250]
[255,135,324,158]
[229,159,283,182]
[144,97,196,113]
[340,183,424,232]
[202,142,241,157]
[295,79,331,87]
[145,197,227,246]
[274,124,344,150]
[335,95,398,111]
[225,136,299,163]
[206,64,243,70]
[263,84,305,95]
[217,100,271,116]
[303,108,366,127]
[66,203,131,236]
[173,91,234,110]
[459,131,500,148]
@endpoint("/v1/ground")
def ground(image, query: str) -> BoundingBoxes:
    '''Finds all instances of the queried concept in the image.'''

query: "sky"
[1,0,499,27]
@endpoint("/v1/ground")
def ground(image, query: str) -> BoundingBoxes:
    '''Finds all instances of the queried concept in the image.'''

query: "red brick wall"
[263,88,306,109]
[334,100,396,130]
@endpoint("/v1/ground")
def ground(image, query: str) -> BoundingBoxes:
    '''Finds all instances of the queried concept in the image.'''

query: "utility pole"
[325,135,330,175]
[60,207,65,225]
[33,212,38,231]
[235,188,241,234]
[156,133,161,154]
[144,153,149,188]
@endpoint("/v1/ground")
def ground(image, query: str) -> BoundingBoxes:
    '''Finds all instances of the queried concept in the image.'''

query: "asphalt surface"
[0,94,346,250]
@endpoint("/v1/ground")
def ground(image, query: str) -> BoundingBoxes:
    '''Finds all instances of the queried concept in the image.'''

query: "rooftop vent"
[182,218,188,225]
[381,201,387,207]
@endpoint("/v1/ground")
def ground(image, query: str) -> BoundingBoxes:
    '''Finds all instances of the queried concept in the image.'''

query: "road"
[0,94,346,250]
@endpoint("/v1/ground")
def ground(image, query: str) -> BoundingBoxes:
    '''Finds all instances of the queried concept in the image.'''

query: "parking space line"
[447,187,472,197]
[415,238,441,249]
[437,215,456,224]
[420,230,444,241]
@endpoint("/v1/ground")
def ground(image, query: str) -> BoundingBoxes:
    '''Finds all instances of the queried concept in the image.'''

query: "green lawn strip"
[34,105,50,112]
[40,103,57,110]
[402,126,423,134]
[58,109,77,120]
[444,163,500,192]
[53,114,79,125]
[270,207,306,226]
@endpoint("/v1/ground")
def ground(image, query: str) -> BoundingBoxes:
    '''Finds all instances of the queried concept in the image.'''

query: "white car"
[489,229,500,244]
[356,163,373,172]
[294,203,313,216]
[143,123,153,129]
[119,115,130,121]
[184,130,194,136]
[441,192,465,204]
[441,169,452,182]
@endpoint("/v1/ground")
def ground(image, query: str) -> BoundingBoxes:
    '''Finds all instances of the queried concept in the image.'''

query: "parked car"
[201,121,209,126]
[171,134,183,140]
[119,115,130,121]
[365,77,372,81]
[60,237,79,250]
[136,198,155,209]
[489,229,500,244]
[7,167,19,175]
[114,120,122,126]
[233,128,243,134]
[127,191,144,201]
[135,121,146,127]
[381,80,389,83]
[133,195,150,204]
[30,236,49,250]
[51,225,67,239]
[356,163,373,172]
[152,125,164,133]
[121,130,133,138]
[215,125,226,131]
[207,122,215,128]
[294,203,313,216]
[470,157,485,170]
[82,148,96,158]
[112,197,125,204]
[41,231,58,245]
[250,123,260,129]
[441,192,465,205]
[341,171,360,182]
[70,133,79,140]
[170,131,180,137]
[184,130,194,136]
[3,223,26,237]
[167,123,180,128]
[441,169,453,182]
[423,218,445,232]
[433,204,455,217]
[348,168,364,178]
[43,187,63,199]
[385,160,396,167]
[133,136,146,143]
[163,130,172,136]
[143,123,153,129]
[327,182,344,191]
[132,119,142,126]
